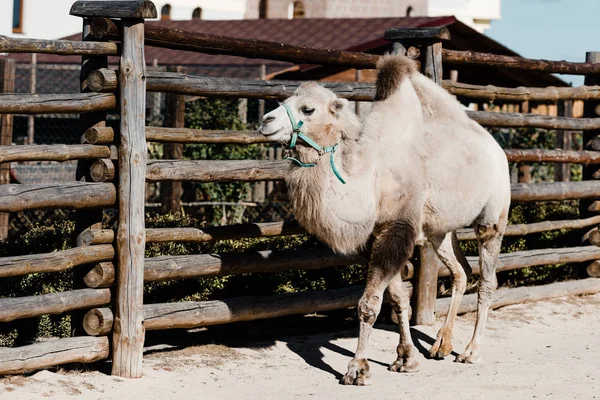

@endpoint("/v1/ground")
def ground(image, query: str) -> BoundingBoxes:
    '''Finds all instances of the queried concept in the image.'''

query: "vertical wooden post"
[73,20,108,336]
[161,66,184,213]
[554,100,573,182]
[581,52,600,219]
[383,27,450,326]
[0,59,15,241]
[27,53,36,145]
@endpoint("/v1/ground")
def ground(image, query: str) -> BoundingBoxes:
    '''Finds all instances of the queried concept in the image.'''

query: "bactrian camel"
[258,54,511,386]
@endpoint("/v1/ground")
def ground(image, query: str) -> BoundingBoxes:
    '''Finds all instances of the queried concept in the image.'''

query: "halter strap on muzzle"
[282,103,346,184]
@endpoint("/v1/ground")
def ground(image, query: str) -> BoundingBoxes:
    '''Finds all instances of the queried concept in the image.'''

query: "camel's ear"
[329,98,348,116]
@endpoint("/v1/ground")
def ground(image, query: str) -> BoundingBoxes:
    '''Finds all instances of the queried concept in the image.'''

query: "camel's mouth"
[259,127,283,137]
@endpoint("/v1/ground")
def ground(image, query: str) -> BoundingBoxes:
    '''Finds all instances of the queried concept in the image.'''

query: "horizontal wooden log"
[589,230,600,247]
[438,246,600,277]
[384,27,451,41]
[588,200,600,212]
[0,182,116,212]
[76,229,114,247]
[511,181,600,202]
[83,308,113,336]
[0,244,114,278]
[443,80,600,102]
[0,35,117,56]
[0,93,116,115]
[504,149,600,164]
[144,248,367,282]
[442,49,600,75]
[457,216,600,241]
[0,144,110,163]
[146,160,288,182]
[83,262,115,288]
[83,126,115,145]
[467,110,600,130]
[90,158,115,182]
[146,221,303,243]
[70,1,157,18]
[0,336,109,375]
[0,288,111,322]
[144,286,366,330]
[145,127,270,144]
[89,18,380,70]
[437,278,600,317]
[587,261,600,278]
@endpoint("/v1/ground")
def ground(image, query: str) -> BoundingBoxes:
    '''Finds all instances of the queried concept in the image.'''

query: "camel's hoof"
[388,358,419,373]
[455,353,482,364]
[429,346,452,360]
[340,359,372,386]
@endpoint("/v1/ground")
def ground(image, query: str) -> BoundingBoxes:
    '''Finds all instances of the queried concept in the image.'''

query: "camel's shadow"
[142,310,448,380]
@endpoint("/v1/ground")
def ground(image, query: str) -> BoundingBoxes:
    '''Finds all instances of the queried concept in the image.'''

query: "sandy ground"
[2,293,600,400]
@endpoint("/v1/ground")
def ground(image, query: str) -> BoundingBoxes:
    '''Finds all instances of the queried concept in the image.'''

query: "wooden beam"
[83,308,114,336]
[467,110,600,130]
[504,149,600,164]
[0,288,111,322]
[89,17,381,70]
[83,126,114,145]
[511,181,600,202]
[112,18,147,379]
[587,261,600,278]
[146,159,288,182]
[0,144,110,163]
[90,158,115,182]
[444,80,600,101]
[0,336,109,375]
[145,127,269,144]
[83,262,115,288]
[0,182,116,212]
[384,27,451,41]
[0,93,116,114]
[442,49,600,75]
[0,58,15,241]
[76,229,114,246]
[70,1,157,19]
[0,244,113,278]
[0,35,117,56]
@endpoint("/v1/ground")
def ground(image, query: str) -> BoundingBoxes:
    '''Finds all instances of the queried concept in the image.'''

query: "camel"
[258,54,511,386]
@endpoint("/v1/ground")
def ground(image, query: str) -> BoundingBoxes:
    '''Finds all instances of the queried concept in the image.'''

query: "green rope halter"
[282,103,346,184]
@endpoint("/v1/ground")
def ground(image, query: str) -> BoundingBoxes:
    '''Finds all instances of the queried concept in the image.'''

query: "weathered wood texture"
[84,262,115,288]
[436,246,600,277]
[83,308,114,336]
[442,49,600,75]
[112,19,147,379]
[84,126,114,145]
[0,244,113,278]
[161,66,185,213]
[146,127,269,144]
[588,229,600,247]
[467,110,600,130]
[0,93,116,115]
[457,216,600,241]
[444,80,600,101]
[554,101,573,182]
[0,288,111,322]
[89,18,380,69]
[143,286,367,330]
[145,248,372,283]
[437,279,600,317]
[90,158,115,182]
[0,58,15,241]
[587,261,600,278]
[0,144,110,163]
[70,1,157,18]
[146,221,303,243]
[504,149,600,164]
[0,35,117,56]
[146,160,288,182]
[384,27,451,41]
[76,229,114,246]
[0,182,116,212]
[511,181,600,202]
[581,52,600,219]
[0,336,110,375]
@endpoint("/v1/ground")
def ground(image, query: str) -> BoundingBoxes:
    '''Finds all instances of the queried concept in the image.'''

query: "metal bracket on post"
[383,26,451,326]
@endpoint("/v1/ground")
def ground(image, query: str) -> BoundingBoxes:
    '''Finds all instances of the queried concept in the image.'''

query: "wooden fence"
[1,0,600,378]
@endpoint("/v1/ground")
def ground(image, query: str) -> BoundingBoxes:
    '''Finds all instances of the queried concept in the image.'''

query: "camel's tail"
[374,54,418,101]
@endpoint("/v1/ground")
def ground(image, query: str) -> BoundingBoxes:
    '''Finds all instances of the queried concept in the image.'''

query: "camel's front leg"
[341,220,417,386]
[456,223,502,364]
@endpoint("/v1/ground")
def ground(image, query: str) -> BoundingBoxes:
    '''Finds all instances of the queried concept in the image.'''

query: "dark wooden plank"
[384,27,451,41]
[0,35,117,56]
[70,1,157,19]
[581,52,600,218]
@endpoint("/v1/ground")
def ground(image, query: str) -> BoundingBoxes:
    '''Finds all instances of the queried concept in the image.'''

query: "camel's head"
[258,82,353,150]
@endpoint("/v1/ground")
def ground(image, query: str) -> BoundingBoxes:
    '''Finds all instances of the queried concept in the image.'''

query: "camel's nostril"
[263,116,275,124]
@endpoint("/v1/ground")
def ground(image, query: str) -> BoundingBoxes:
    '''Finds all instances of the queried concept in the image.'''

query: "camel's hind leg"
[456,220,505,364]
[387,272,420,372]
[428,232,471,359]
[341,220,417,386]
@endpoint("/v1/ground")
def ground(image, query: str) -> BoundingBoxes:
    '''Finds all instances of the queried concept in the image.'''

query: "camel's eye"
[301,106,315,116]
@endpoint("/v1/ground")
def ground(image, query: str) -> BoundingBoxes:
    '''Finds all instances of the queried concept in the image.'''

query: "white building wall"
[427,0,501,32]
